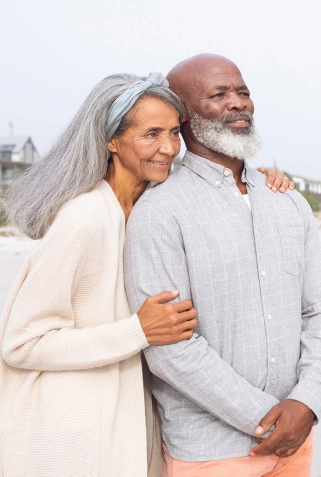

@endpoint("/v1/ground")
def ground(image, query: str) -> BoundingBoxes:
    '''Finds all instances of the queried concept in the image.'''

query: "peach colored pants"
[162,431,313,477]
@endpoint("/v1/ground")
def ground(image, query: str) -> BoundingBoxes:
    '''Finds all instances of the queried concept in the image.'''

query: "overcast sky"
[1,0,320,179]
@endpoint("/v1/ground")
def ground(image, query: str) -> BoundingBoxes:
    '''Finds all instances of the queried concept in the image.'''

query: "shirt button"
[234,192,240,197]
[216,180,221,185]
[224,170,230,176]
[255,230,259,235]
[271,357,275,363]
[267,314,272,320]
[261,271,266,276]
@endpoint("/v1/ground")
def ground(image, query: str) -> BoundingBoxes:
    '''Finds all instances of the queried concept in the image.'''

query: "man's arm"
[125,198,279,437]
[250,196,321,457]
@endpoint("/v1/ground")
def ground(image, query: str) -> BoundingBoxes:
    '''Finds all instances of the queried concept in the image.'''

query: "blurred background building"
[0,136,39,192]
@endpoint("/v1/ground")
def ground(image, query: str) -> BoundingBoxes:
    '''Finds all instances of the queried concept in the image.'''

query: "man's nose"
[226,92,247,111]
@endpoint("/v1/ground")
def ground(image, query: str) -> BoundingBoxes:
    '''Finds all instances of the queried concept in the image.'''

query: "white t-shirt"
[243,194,251,210]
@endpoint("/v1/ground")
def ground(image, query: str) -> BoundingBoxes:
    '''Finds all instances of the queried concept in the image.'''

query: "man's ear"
[107,138,117,153]
[180,103,190,124]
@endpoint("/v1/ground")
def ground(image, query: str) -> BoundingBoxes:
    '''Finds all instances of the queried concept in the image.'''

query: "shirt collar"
[182,151,255,188]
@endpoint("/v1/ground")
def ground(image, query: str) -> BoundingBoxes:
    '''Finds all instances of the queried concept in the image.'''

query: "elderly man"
[124,54,321,476]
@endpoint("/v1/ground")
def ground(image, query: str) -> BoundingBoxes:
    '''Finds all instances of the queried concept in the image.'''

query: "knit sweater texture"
[0,180,152,477]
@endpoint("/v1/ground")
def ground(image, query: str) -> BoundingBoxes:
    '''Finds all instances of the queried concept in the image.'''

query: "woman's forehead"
[132,96,179,121]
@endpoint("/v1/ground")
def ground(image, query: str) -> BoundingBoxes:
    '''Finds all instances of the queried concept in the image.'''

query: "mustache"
[221,111,253,126]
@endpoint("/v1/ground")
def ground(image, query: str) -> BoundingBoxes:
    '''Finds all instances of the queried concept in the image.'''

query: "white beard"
[188,108,263,160]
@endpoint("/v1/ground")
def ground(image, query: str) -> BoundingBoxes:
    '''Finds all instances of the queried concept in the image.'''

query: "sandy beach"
[1,223,321,476]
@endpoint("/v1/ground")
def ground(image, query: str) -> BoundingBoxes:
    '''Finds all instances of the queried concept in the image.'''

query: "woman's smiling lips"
[147,160,172,169]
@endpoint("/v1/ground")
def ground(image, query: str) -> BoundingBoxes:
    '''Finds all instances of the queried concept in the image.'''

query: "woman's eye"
[147,131,157,138]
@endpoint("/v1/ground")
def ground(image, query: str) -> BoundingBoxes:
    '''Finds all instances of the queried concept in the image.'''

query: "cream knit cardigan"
[0,181,155,477]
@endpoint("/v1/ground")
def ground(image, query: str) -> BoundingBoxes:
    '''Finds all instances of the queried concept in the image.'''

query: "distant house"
[0,136,39,191]
[292,174,321,195]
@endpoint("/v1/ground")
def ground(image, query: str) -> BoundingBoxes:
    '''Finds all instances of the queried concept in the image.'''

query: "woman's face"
[107,96,181,184]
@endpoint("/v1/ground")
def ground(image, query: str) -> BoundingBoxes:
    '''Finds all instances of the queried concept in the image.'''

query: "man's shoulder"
[247,167,307,204]
[138,166,190,205]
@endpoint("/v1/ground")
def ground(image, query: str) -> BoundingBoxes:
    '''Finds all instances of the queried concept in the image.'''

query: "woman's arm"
[2,206,148,371]
[2,204,197,372]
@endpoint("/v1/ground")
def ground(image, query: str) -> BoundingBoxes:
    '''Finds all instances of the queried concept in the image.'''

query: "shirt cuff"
[287,380,321,423]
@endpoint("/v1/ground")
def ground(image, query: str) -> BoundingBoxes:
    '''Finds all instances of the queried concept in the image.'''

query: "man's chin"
[227,126,252,136]
[202,138,262,161]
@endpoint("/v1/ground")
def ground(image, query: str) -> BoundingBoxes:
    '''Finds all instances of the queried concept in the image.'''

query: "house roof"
[0,136,34,153]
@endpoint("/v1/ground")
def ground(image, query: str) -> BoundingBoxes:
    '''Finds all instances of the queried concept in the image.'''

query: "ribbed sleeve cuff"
[128,313,150,350]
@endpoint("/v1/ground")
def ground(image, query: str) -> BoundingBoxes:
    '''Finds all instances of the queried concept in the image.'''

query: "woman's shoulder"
[62,184,104,213]
[42,187,104,243]
[37,181,121,255]
[29,188,106,267]
[56,183,111,227]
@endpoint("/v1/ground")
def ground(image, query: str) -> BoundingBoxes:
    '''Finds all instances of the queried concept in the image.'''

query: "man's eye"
[240,92,250,97]
[147,132,157,138]
[211,93,224,98]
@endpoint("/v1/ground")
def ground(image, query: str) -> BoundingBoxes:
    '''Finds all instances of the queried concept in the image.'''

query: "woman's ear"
[107,138,117,153]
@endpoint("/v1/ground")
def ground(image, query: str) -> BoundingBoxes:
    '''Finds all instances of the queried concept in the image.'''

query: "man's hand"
[250,399,314,458]
[257,167,295,193]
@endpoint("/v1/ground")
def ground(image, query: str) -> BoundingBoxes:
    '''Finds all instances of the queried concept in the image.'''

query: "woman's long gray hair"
[5,74,184,239]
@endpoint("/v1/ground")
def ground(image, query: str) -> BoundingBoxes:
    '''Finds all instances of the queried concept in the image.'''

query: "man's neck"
[186,140,247,194]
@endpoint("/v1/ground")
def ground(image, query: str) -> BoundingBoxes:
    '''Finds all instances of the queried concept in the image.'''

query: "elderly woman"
[0,73,292,477]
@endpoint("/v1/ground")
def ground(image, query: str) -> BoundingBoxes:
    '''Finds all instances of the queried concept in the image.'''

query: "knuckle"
[170,314,178,325]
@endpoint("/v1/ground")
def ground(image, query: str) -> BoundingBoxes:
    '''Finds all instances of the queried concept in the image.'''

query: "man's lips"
[225,117,250,128]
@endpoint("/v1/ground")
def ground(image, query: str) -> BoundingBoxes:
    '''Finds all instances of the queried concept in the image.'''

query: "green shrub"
[0,204,7,226]
[299,191,320,212]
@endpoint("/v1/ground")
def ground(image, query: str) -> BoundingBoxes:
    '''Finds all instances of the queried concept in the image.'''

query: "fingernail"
[255,426,263,435]
[267,183,272,188]
[172,289,179,296]
[249,451,255,456]
[280,188,285,192]
[272,187,277,192]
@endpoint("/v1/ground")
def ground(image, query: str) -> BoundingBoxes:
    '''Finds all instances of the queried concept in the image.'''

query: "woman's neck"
[105,161,148,221]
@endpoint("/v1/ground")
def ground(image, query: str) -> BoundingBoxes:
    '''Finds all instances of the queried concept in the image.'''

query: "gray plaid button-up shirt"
[124,151,321,461]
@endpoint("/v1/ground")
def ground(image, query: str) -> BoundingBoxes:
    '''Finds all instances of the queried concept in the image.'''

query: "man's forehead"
[167,54,248,99]
[199,62,243,82]
[203,71,247,87]
[191,70,247,97]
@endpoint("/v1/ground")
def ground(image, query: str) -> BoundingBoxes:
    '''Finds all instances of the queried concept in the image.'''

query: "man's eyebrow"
[211,84,250,92]
[236,84,250,92]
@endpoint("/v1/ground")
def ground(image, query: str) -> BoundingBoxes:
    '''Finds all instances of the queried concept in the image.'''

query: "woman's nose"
[159,137,176,155]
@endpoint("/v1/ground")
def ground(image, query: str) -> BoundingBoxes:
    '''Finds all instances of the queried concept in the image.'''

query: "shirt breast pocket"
[277,223,304,276]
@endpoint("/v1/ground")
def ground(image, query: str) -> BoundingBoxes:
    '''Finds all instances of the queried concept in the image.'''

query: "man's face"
[184,62,262,159]
[186,64,255,131]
